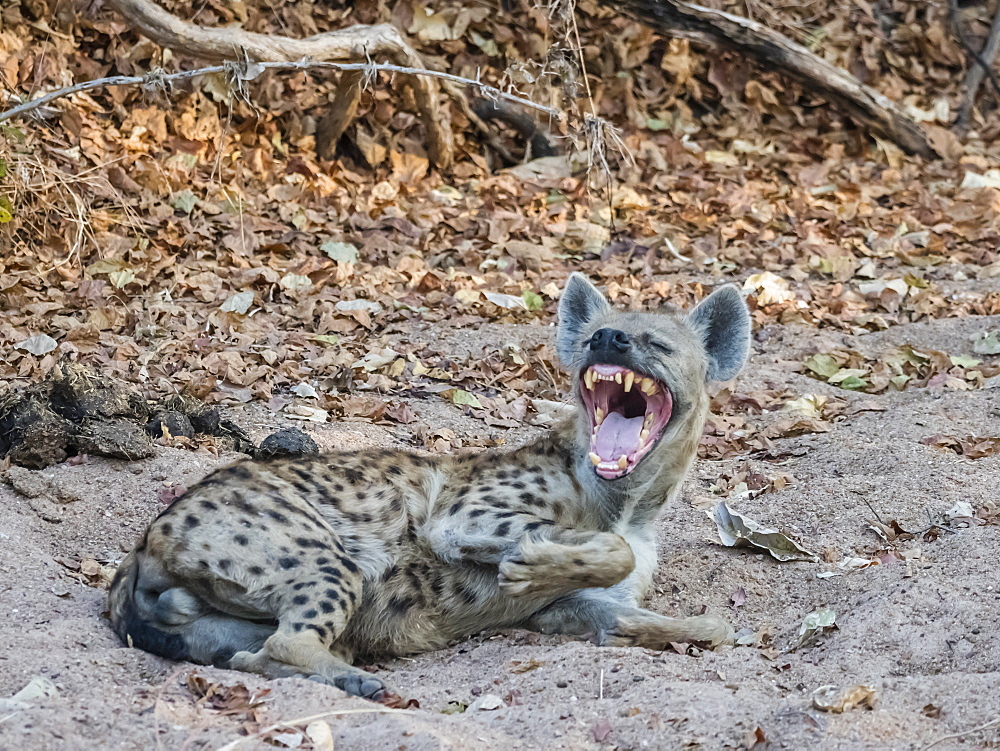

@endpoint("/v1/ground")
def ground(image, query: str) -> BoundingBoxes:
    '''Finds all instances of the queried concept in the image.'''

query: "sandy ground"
[1,310,999,751]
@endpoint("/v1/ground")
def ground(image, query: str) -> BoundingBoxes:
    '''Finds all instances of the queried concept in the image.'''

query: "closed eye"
[648,339,674,356]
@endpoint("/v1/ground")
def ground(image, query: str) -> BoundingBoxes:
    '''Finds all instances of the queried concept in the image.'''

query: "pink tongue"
[595,412,644,460]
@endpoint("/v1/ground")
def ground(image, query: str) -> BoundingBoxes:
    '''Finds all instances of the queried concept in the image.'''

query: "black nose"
[589,328,631,353]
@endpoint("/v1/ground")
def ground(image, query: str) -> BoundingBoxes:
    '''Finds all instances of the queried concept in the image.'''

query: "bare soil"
[1,311,999,751]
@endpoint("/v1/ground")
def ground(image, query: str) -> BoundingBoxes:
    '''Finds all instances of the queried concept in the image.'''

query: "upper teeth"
[583,366,655,391]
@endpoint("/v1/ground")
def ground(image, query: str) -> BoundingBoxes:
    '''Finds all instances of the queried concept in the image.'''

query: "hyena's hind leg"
[227,554,391,700]
[527,593,734,649]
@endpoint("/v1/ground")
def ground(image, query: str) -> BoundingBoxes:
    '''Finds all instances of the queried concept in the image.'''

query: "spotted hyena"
[109,273,751,700]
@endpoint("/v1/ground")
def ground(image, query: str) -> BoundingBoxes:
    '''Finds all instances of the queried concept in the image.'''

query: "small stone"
[556,681,568,688]
[146,410,195,439]
[257,427,320,459]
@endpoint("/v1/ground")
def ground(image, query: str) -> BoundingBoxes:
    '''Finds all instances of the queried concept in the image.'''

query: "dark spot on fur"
[200,500,217,511]
[573,558,586,566]
[266,510,289,524]
[387,596,413,615]
[160,522,173,536]
[448,501,463,516]
[234,534,249,546]
[525,520,553,532]
[303,608,318,619]
[306,624,327,639]
[469,509,487,518]
[340,557,360,574]
[229,466,252,480]
[279,557,300,569]
[295,537,325,549]
[249,566,264,576]
[319,600,335,613]
[293,594,309,605]
[293,622,304,632]
[320,567,342,578]
[184,514,200,529]
[495,522,511,537]
[455,583,478,605]
[218,559,231,571]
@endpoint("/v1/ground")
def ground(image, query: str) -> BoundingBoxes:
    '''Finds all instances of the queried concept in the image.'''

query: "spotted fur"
[108,274,751,700]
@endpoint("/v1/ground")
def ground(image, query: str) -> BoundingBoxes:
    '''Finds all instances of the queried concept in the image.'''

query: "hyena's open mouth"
[579,364,673,480]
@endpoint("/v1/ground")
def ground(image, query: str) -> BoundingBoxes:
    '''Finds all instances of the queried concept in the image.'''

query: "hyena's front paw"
[598,612,734,650]
[498,532,635,600]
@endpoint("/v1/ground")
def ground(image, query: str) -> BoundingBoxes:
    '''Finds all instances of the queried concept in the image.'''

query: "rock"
[146,410,195,439]
[73,418,154,461]
[257,427,320,459]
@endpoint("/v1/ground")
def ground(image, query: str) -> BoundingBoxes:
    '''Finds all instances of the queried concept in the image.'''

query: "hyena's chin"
[579,363,673,480]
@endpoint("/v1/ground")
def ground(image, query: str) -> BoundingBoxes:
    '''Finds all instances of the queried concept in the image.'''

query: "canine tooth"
[623,372,634,392]
[615,372,622,384]
[584,369,596,390]
[640,429,649,441]
[595,408,605,425]
[617,455,628,469]
[589,452,601,466]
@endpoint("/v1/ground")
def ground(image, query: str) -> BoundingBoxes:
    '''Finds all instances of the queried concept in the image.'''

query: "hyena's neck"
[544,417,680,531]
[544,403,707,531]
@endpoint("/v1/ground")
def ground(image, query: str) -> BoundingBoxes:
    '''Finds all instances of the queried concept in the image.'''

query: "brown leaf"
[592,718,613,742]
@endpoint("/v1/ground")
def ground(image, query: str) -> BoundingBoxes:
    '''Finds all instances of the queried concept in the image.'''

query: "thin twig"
[215,706,418,751]
[663,235,692,263]
[858,494,883,524]
[0,59,560,124]
[923,715,1000,749]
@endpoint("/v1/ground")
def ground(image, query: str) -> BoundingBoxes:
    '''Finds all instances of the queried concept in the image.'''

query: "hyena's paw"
[321,667,392,702]
[498,531,635,600]
[598,612,734,650]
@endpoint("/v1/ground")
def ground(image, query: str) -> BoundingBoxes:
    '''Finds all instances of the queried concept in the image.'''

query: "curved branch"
[104,0,453,167]
[599,0,936,158]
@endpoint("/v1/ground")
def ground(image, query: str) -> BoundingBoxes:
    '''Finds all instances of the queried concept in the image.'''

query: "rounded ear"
[687,285,751,382]
[556,273,610,367]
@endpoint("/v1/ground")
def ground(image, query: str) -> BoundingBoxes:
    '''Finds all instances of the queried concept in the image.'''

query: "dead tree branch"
[598,0,936,158]
[952,0,1000,131]
[103,0,456,165]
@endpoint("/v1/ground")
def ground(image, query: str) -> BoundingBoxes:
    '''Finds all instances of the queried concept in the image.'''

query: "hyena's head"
[557,273,750,482]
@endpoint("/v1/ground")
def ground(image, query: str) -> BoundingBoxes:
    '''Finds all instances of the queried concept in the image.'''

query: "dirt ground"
[1,301,999,751]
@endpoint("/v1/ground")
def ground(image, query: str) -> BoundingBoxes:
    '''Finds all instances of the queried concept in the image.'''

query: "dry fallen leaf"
[811,684,877,713]
[708,503,818,562]
[15,334,58,356]
[793,607,837,650]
